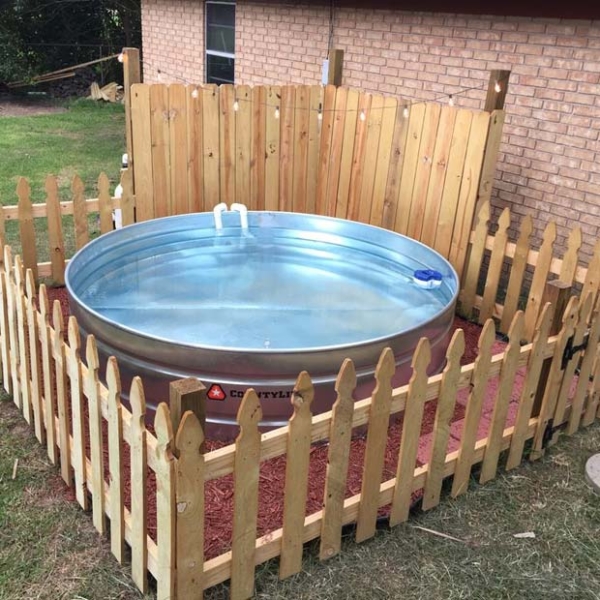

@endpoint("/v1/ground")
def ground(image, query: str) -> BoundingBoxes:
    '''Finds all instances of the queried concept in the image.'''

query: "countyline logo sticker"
[207,384,226,401]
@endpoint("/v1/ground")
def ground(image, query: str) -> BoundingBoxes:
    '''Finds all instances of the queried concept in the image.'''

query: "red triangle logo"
[207,384,226,401]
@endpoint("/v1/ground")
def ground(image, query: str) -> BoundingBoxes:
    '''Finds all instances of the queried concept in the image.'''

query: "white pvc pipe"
[230,203,249,230]
[213,202,228,230]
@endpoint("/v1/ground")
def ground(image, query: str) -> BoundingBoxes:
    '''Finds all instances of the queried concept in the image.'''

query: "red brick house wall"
[141,0,600,261]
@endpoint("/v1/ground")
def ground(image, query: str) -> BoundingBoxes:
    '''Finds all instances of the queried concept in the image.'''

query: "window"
[205,1,235,84]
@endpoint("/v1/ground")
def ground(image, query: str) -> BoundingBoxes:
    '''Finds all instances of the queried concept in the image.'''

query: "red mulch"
[44,288,518,562]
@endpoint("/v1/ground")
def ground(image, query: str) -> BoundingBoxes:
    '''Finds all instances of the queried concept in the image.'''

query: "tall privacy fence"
[127,82,504,278]
[2,222,600,598]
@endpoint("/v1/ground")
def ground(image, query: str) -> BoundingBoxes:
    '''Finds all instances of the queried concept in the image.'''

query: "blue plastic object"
[413,269,443,289]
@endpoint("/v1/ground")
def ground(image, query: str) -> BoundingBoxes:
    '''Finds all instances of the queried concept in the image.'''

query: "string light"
[359,109,366,122]
[191,88,199,99]
[233,99,240,111]
[494,81,501,93]
[448,95,455,107]
[117,53,124,63]
[317,103,323,121]
[403,106,409,119]
[274,106,280,119]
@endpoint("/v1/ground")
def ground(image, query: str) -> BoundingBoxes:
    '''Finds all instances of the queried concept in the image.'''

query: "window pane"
[206,3,235,28]
[206,54,234,84]
[206,25,234,54]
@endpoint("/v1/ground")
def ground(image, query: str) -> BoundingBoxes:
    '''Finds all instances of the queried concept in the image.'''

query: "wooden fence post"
[170,378,207,453]
[327,49,344,86]
[122,47,141,185]
[484,69,511,113]
[532,280,572,418]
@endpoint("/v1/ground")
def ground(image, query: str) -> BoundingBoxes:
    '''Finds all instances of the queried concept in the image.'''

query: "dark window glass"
[206,3,235,54]
[206,54,235,84]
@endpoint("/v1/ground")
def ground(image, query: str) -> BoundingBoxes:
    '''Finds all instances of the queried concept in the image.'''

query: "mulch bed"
[44,287,521,562]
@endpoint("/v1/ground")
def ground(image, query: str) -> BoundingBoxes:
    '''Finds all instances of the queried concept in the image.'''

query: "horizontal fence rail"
[1,232,599,598]
[459,199,600,340]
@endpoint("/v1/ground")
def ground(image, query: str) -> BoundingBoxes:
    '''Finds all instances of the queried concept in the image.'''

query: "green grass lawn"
[0,99,125,204]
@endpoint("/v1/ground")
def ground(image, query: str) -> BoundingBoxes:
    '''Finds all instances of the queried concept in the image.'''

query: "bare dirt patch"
[0,94,66,117]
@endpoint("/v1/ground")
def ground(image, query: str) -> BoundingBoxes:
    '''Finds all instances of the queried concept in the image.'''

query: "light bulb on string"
[274,106,280,119]
[117,53,124,63]
[448,95,455,107]
[494,81,501,93]
[191,88,199,99]
[403,106,409,119]
[359,109,366,122]
[233,100,240,111]
[317,103,323,121]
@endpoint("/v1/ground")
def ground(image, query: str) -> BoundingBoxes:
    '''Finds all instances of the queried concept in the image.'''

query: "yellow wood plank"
[106,358,125,563]
[130,83,154,221]
[0,271,11,394]
[230,391,263,598]
[334,88,359,220]
[264,85,281,212]
[355,348,395,543]
[319,359,356,560]
[582,239,600,306]
[129,377,148,593]
[523,221,557,341]
[479,207,511,323]
[324,86,348,217]
[16,178,38,281]
[150,84,171,218]
[432,109,472,258]
[45,176,66,285]
[174,412,205,598]
[476,110,505,211]
[422,330,465,510]
[250,86,266,211]
[279,85,296,212]
[582,349,600,427]
[420,106,457,247]
[306,86,324,216]
[369,97,398,228]
[314,85,337,216]
[390,339,431,525]
[394,103,426,235]
[500,215,533,334]
[406,102,441,240]
[85,335,106,534]
[219,84,236,207]
[234,85,252,208]
[448,111,490,278]
[154,404,176,600]
[279,372,314,579]
[14,258,31,424]
[97,172,114,234]
[559,226,582,286]
[168,84,189,216]
[187,85,204,213]
[25,272,43,443]
[451,319,495,497]
[202,85,220,210]
[5,247,20,406]
[292,85,311,214]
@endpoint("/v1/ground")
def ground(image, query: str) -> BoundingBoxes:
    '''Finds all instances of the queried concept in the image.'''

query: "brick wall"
[141,0,600,262]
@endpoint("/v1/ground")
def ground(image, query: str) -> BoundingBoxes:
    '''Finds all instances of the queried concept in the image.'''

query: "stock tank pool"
[66,205,459,439]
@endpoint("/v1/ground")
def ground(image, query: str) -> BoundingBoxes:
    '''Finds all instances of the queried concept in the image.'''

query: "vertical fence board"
[175,412,205,598]
[319,359,356,560]
[476,110,504,213]
[390,339,431,525]
[250,86,266,210]
[306,85,324,217]
[16,178,38,281]
[106,358,125,563]
[279,86,296,212]
[130,83,154,221]
[582,239,600,306]
[202,85,220,211]
[432,109,472,258]
[119,168,135,227]
[420,106,457,247]
[346,93,371,222]
[369,97,397,228]
[480,312,525,483]
[86,336,105,534]
[334,88,359,220]
[187,85,204,213]
[154,404,176,600]
[524,222,557,341]
[220,84,236,207]
[264,85,281,212]
[355,348,395,543]
[292,85,311,214]
[0,270,10,393]
[15,259,32,424]
[39,285,57,463]
[323,86,347,217]
[500,214,533,334]
[559,226,582,286]
[381,102,410,231]
[72,175,89,250]
[235,85,252,207]
[25,271,43,443]
[67,317,89,510]
[422,330,465,510]
[280,372,314,579]
[583,351,600,427]
[97,172,115,234]
[406,102,441,240]
[150,84,171,218]
[314,85,337,216]
[505,304,553,469]
[45,176,66,284]
[168,84,189,216]
[53,300,71,485]
[231,391,263,598]
[451,319,495,497]
[130,377,148,593]
[394,103,426,235]
[479,207,510,323]
[5,247,20,406]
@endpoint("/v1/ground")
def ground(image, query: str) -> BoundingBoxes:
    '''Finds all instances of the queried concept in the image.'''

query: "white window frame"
[205,0,235,84]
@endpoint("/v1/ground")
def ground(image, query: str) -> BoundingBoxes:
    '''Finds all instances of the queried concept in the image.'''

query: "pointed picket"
[39,284,57,463]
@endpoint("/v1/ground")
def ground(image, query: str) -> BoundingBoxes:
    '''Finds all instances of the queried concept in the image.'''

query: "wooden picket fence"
[128,83,504,278]
[459,200,600,341]
[2,232,600,598]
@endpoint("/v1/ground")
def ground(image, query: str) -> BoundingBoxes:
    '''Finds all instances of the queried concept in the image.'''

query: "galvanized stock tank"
[66,205,459,439]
